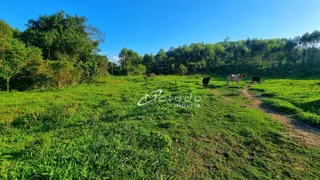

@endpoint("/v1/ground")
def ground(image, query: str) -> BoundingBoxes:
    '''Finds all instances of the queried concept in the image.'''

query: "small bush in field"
[37,60,82,88]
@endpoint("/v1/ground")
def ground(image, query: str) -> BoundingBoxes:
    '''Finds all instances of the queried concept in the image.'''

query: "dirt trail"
[241,86,320,147]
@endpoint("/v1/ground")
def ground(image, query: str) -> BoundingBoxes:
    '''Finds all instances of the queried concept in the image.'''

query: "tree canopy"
[125,31,320,76]
[0,11,108,91]
[0,11,319,91]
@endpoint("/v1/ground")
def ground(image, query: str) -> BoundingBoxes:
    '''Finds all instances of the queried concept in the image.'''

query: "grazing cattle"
[226,74,247,85]
[251,76,262,84]
[202,77,211,88]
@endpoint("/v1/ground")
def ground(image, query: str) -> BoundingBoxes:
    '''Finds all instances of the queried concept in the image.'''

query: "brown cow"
[227,74,247,85]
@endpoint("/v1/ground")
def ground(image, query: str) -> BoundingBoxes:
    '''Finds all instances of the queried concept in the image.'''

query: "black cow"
[251,76,262,84]
[202,77,211,88]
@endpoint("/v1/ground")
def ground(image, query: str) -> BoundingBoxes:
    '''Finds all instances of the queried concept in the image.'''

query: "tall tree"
[119,48,144,75]
[143,53,155,73]
[0,20,13,38]
[309,30,320,66]
[155,49,169,74]
[21,11,104,61]
[21,11,105,81]
[0,38,42,92]
[178,64,188,76]
[119,48,128,72]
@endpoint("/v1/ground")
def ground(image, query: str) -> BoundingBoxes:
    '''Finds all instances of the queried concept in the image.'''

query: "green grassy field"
[249,79,320,126]
[0,76,320,179]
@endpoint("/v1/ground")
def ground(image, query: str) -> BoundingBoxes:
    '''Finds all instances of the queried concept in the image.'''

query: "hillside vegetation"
[1,11,320,92]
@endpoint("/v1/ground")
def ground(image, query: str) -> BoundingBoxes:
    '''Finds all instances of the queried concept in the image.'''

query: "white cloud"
[98,52,119,64]
[112,56,120,63]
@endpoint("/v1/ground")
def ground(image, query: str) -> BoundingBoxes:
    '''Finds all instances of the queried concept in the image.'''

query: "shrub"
[127,64,146,76]
[37,60,82,88]
[178,64,188,76]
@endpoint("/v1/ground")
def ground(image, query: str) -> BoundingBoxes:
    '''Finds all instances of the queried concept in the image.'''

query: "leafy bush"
[37,60,82,88]
[178,64,188,76]
[127,64,146,76]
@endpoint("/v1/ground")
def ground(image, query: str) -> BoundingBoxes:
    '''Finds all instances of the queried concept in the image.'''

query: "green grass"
[249,79,320,126]
[0,76,320,179]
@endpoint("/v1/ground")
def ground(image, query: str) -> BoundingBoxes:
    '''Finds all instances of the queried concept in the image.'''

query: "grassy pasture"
[249,79,320,126]
[0,76,320,179]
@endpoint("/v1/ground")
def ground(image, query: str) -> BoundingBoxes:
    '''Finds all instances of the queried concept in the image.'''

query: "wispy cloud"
[98,52,119,63]
[112,56,120,63]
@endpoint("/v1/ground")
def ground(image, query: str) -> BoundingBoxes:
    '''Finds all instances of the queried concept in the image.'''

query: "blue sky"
[1,0,320,62]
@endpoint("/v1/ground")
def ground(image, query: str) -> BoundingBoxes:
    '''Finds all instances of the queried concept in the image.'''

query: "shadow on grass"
[196,84,223,89]
[1,151,25,160]
[228,85,243,89]
[258,101,320,135]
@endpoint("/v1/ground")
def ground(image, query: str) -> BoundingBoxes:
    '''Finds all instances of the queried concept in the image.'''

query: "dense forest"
[1,11,320,91]
[117,33,320,77]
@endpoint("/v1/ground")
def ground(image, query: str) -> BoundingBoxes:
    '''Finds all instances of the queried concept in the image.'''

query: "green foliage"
[0,37,42,91]
[131,31,320,76]
[143,53,155,73]
[0,19,13,38]
[0,76,320,179]
[108,62,121,75]
[81,54,109,80]
[178,64,188,76]
[1,14,320,91]
[250,79,320,126]
[37,60,82,87]
[127,64,146,76]
[0,12,107,91]
[21,11,102,61]
[19,11,107,86]
[263,99,301,114]
[119,48,145,75]
[298,112,320,126]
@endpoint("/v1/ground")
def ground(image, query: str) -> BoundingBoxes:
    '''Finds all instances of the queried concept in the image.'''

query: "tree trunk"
[6,77,10,92]
[112,63,114,75]
[47,47,51,60]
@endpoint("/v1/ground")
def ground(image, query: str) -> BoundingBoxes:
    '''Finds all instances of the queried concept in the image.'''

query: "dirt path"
[241,86,320,147]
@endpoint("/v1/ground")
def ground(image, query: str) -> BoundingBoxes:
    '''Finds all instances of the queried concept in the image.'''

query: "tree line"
[1,11,320,92]
[0,11,108,92]
[116,31,320,77]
